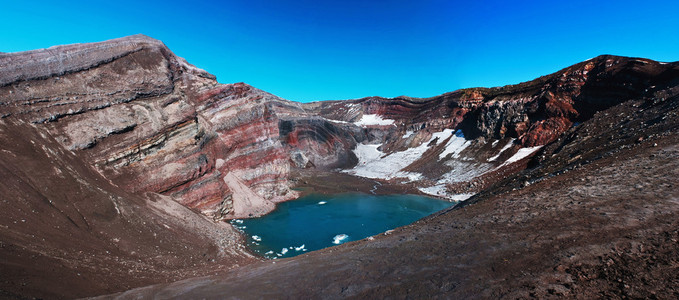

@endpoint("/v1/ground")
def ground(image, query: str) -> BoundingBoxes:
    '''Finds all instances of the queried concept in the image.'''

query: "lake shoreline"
[235,192,454,259]
[290,169,443,200]
[227,169,452,260]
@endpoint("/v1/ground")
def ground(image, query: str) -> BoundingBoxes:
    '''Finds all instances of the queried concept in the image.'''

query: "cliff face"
[2,36,679,299]
[0,35,363,220]
[314,55,678,147]
[304,56,679,197]
[2,36,678,219]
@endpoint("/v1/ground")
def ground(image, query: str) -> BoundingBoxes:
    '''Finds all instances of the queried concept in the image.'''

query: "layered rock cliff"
[0,35,359,220]
[2,35,678,298]
[2,35,678,220]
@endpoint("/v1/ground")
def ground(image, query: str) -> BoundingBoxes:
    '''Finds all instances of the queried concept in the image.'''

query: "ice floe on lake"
[332,234,349,244]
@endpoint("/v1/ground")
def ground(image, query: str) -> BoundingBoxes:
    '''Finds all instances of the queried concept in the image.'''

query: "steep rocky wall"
[300,56,678,199]
[0,35,366,219]
[2,35,677,218]
[311,56,678,148]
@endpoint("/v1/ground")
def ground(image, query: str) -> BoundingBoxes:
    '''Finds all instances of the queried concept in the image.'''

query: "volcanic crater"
[0,35,678,299]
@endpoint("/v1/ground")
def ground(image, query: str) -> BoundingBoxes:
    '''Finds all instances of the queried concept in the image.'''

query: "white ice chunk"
[252,235,262,242]
[332,234,349,244]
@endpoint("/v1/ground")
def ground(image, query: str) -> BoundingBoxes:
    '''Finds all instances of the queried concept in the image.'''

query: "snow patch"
[323,117,350,124]
[438,130,471,160]
[497,146,542,167]
[418,185,474,201]
[215,158,226,169]
[390,171,423,182]
[402,130,415,139]
[354,114,395,126]
[448,193,475,201]
[345,129,457,180]
[487,139,515,162]
[418,185,448,196]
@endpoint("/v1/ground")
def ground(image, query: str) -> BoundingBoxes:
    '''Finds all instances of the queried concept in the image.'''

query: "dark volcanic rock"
[314,56,678,148]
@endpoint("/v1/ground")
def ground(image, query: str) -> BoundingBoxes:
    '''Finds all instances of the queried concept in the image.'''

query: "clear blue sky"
[2,0,678,102]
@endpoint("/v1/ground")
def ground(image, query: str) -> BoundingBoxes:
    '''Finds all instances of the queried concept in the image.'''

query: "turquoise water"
[231,193,453,259]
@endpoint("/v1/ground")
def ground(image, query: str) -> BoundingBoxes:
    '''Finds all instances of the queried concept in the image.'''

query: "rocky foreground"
[1,35,678,298]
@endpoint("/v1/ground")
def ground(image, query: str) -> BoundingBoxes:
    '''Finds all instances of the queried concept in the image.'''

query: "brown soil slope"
[0,119,255,299]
